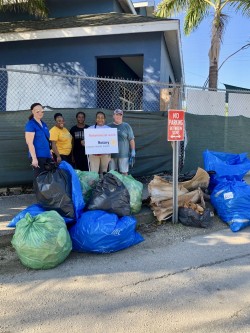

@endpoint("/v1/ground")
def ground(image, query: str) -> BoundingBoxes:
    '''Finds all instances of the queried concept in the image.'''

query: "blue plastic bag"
[8,204,74,228]
[203,150,250,190]
[69,210,144,253]
[59,161,85,220]
[211,180,250,232]
[8,204,46,227]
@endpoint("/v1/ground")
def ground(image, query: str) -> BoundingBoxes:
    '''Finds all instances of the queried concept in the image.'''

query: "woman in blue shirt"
[25,103,53,178]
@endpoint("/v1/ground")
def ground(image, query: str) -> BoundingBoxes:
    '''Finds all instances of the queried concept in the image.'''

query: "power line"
[203,42,250,89]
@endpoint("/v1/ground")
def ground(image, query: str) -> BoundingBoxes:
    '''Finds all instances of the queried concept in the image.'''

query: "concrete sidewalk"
[0,194,37,235]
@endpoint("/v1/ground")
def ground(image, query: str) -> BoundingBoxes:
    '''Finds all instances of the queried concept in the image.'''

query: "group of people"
[25,103,136,179]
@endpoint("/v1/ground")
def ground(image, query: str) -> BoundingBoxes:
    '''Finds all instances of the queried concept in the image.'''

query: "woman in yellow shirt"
[50,113,72,165]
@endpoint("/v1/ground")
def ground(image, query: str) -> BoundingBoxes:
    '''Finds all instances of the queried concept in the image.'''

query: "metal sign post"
[172,140,179,223]
[168,110,185,224]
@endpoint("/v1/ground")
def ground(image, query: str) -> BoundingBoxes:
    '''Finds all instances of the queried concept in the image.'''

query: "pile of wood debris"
[148,167,210,222]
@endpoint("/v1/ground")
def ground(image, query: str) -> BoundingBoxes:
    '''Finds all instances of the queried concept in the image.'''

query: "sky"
[137,1,250,89]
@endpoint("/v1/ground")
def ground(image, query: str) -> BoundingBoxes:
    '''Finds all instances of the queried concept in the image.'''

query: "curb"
[0,205,155,247]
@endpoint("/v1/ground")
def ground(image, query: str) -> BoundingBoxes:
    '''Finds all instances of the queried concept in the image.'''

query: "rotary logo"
[110,138,117,146]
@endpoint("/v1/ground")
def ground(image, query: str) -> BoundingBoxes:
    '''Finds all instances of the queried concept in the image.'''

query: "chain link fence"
[0,67,182,112]
[1,67,249,115]
[184,85,250,117]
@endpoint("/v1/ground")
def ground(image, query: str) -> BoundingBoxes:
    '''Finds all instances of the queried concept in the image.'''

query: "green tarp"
[0,108,172,186]
[183,113,250,172]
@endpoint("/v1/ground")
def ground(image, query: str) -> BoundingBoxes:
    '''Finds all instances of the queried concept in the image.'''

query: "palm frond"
[215,13,228,42]
[154,0,189,18]
[228,0,250,16]
[184,0,210,34]
[154,0,250,89]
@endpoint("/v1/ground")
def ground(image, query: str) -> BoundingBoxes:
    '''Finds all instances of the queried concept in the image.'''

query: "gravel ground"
[137,212,227,246]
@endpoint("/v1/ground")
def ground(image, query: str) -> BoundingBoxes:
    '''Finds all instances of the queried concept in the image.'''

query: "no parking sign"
[168,109,185,141]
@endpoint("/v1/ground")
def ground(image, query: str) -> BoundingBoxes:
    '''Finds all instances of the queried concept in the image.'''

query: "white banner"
[84,128,118,154]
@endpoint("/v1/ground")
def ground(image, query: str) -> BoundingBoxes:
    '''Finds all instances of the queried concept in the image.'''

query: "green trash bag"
[109,170,143,214]
[76,170,99,202]
[11,211,72,270]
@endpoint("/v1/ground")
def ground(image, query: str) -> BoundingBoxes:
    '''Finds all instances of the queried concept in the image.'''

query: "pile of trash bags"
[148,167,214,228]
[9,162,144,269]
[204,149,250,232]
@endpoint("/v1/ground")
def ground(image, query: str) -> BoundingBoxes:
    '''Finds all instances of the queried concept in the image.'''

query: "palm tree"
[155,0,250,89]
[0,0,48,18]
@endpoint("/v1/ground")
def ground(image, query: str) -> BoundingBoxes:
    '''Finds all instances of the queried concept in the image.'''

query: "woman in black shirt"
[70,112,89,171]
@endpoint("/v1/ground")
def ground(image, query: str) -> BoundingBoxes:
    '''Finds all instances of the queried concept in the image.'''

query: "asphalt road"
[1,224,250,333]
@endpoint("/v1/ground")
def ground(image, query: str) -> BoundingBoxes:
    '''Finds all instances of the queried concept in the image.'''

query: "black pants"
[52,153,73,166]
[74,155,89,171]
[61,154,72,165]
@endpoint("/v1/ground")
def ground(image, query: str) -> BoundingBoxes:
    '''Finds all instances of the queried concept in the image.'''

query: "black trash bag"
[34,163,74,219]
[87,173,130,216]
[160,170,196,182]
[178,207,214,228]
